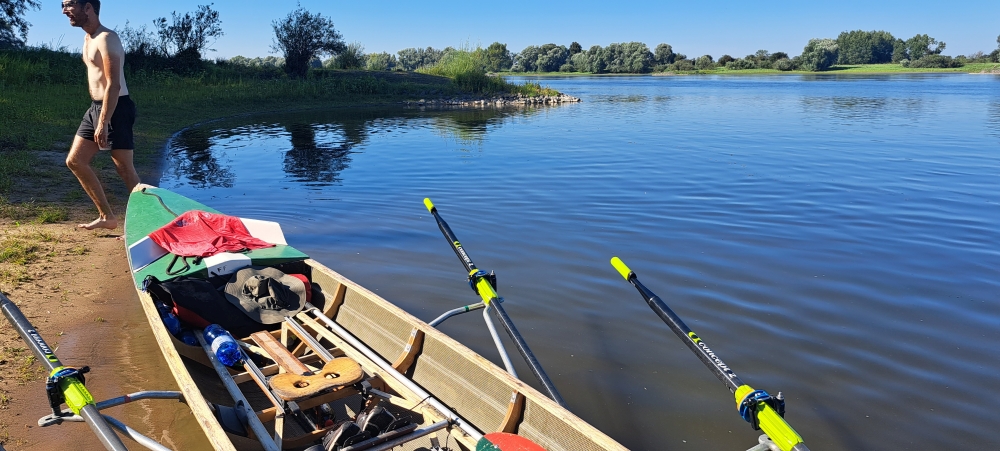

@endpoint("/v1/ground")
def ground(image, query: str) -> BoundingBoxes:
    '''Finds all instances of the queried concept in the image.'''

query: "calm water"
[159,74,1000,450]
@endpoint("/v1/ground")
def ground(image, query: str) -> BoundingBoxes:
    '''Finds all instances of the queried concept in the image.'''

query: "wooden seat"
[250,331,364,402]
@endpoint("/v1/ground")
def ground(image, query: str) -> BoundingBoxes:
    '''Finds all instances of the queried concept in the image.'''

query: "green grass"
[2,47,564,198]
[0,197,69,223]
[419,47,560,96]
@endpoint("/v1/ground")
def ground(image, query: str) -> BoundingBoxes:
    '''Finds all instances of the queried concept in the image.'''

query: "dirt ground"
[0,152,209,449]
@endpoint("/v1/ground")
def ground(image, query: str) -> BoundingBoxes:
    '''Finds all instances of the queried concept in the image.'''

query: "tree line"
[3,1,998,75]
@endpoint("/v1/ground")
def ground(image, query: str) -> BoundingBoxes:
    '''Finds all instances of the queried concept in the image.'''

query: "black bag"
[146,276,275,338]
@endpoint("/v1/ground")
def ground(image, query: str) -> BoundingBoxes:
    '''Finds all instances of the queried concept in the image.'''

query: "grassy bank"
[0,47,561,216]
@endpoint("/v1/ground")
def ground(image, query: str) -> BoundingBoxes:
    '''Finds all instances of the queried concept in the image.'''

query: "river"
[160,74,1000,450]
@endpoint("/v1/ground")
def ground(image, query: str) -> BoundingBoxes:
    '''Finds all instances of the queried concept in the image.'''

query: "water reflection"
[283,122,358,186]
[800,96,924,122]
[164,106,550,188]
[990,101,1000,141]
[169,128,236,188]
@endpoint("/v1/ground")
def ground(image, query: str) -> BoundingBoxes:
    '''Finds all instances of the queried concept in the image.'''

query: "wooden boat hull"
[125,185,627,451]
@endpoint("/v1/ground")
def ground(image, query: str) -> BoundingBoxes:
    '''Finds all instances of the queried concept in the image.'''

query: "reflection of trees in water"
[169,128,236,188]
[429,107,543,146]
[281,121,358,186]
[167,106,549,188]
[800,96,923,122]
[990,101,1000,141]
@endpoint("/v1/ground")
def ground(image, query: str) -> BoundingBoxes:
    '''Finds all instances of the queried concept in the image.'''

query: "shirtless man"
[63,0,139,230]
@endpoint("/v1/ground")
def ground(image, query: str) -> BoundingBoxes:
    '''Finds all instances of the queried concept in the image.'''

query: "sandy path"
[0,223,211,450]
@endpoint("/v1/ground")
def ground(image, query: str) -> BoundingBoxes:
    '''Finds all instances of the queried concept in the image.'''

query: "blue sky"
[27,0,1000,59]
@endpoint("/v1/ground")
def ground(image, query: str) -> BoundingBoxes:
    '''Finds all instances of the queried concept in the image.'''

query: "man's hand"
[95,120,110,149]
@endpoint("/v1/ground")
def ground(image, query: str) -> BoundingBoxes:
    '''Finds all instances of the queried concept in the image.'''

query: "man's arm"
[94,30,124,149]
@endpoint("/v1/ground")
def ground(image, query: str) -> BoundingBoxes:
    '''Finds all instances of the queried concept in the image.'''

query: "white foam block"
[204,252,252,277]
[241,218,287,245]
[128,236,169,273]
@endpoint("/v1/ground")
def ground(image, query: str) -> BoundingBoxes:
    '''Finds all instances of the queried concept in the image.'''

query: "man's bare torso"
[83,27,129,101]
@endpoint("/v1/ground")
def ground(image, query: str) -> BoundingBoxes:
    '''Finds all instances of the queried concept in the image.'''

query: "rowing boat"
[124,184,627,451]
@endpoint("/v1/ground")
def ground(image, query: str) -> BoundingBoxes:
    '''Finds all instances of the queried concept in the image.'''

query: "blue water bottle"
[162,313,182,336]
[203,324,242,367]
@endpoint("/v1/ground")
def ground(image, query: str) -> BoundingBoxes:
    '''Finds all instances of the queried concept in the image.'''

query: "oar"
[609,257,810,451]
[424,198,566,407]
[0,292,129,451]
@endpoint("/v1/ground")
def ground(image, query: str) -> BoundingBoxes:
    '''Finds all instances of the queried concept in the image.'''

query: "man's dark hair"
[79,0,101,16]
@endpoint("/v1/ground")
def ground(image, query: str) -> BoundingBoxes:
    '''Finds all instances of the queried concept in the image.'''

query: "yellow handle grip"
[423,198,435,212]
[610,257,632,280]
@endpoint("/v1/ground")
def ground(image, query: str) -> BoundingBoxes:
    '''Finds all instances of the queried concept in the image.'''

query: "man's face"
[62,1,89,27]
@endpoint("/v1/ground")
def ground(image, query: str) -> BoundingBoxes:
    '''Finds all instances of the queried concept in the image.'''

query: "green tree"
[569,41,582,55]
[836,30,895,64]
[483,41,512,72]
[396,47,444,71]
[365,51,395,71]
[0,0,39,48]
[328,41,364,69]
[695,54,714,70]
[514,45,541,71]
[891,38,907,62]
[717,54,734,65]
[800,38,839,71]
[536,44,569,72]
[272,6,345,78]
[903,34,945,61]
[153,4,224,58]
[653,43,676,65]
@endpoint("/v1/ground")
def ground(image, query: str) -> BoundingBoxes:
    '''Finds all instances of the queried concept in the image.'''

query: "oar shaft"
[610,257,809,451]
[424,198,566,407]
[626,272,744,392]
[0,293,129,451]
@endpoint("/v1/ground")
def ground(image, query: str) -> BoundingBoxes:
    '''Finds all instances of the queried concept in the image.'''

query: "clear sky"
[25,0,1000,59]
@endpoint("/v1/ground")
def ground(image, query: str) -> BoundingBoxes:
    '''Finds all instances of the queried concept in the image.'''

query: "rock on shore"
[404,94,581,107]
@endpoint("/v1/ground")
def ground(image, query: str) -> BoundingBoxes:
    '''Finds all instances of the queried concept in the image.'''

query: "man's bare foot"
[78,217,118,230]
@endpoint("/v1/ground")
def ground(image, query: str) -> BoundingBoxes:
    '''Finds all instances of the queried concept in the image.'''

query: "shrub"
[366,52,396,71]
[559,63,574,72]
[909,54,963,68]
[773,58,795,71]
[725,58,755,70]
[695,55,715,70]
[669,59,695,71]
[717,54,734,65]
[899,59,910,67]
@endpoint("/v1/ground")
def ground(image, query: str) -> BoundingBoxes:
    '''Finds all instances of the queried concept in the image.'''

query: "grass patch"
[70,245,88,255]
[0,197,69,223]
[419,47,560,96]
[0,237,39,265]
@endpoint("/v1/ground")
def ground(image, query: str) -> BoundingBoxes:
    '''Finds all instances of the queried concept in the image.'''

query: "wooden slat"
[499,392,526,433]
[251,331,311,375]
[391,328,424,373]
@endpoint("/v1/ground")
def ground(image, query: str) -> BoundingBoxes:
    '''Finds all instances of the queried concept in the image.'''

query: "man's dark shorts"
[76,95,136,150]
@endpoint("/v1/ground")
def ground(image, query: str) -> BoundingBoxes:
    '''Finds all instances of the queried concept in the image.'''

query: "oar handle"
[0,293,129,451]
[610,257,809,451]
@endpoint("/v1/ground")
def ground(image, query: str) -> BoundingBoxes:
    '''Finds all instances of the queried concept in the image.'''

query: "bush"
[366,52,396,71]
[717,54,734,65]
[773,58,796,71]
[668,59,695,71]
[725,58,755,70]
[990,50,1000,63]
[909,54,962,68]
[695,55,714,70]
[899,59,910,67]
[559,63,574,72]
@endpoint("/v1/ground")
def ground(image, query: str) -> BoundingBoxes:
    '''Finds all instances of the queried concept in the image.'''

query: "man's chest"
[82,39,103,69]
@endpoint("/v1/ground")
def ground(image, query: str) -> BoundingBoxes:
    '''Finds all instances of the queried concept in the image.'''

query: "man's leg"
[110,148,140,192]
[66,135,118,230]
